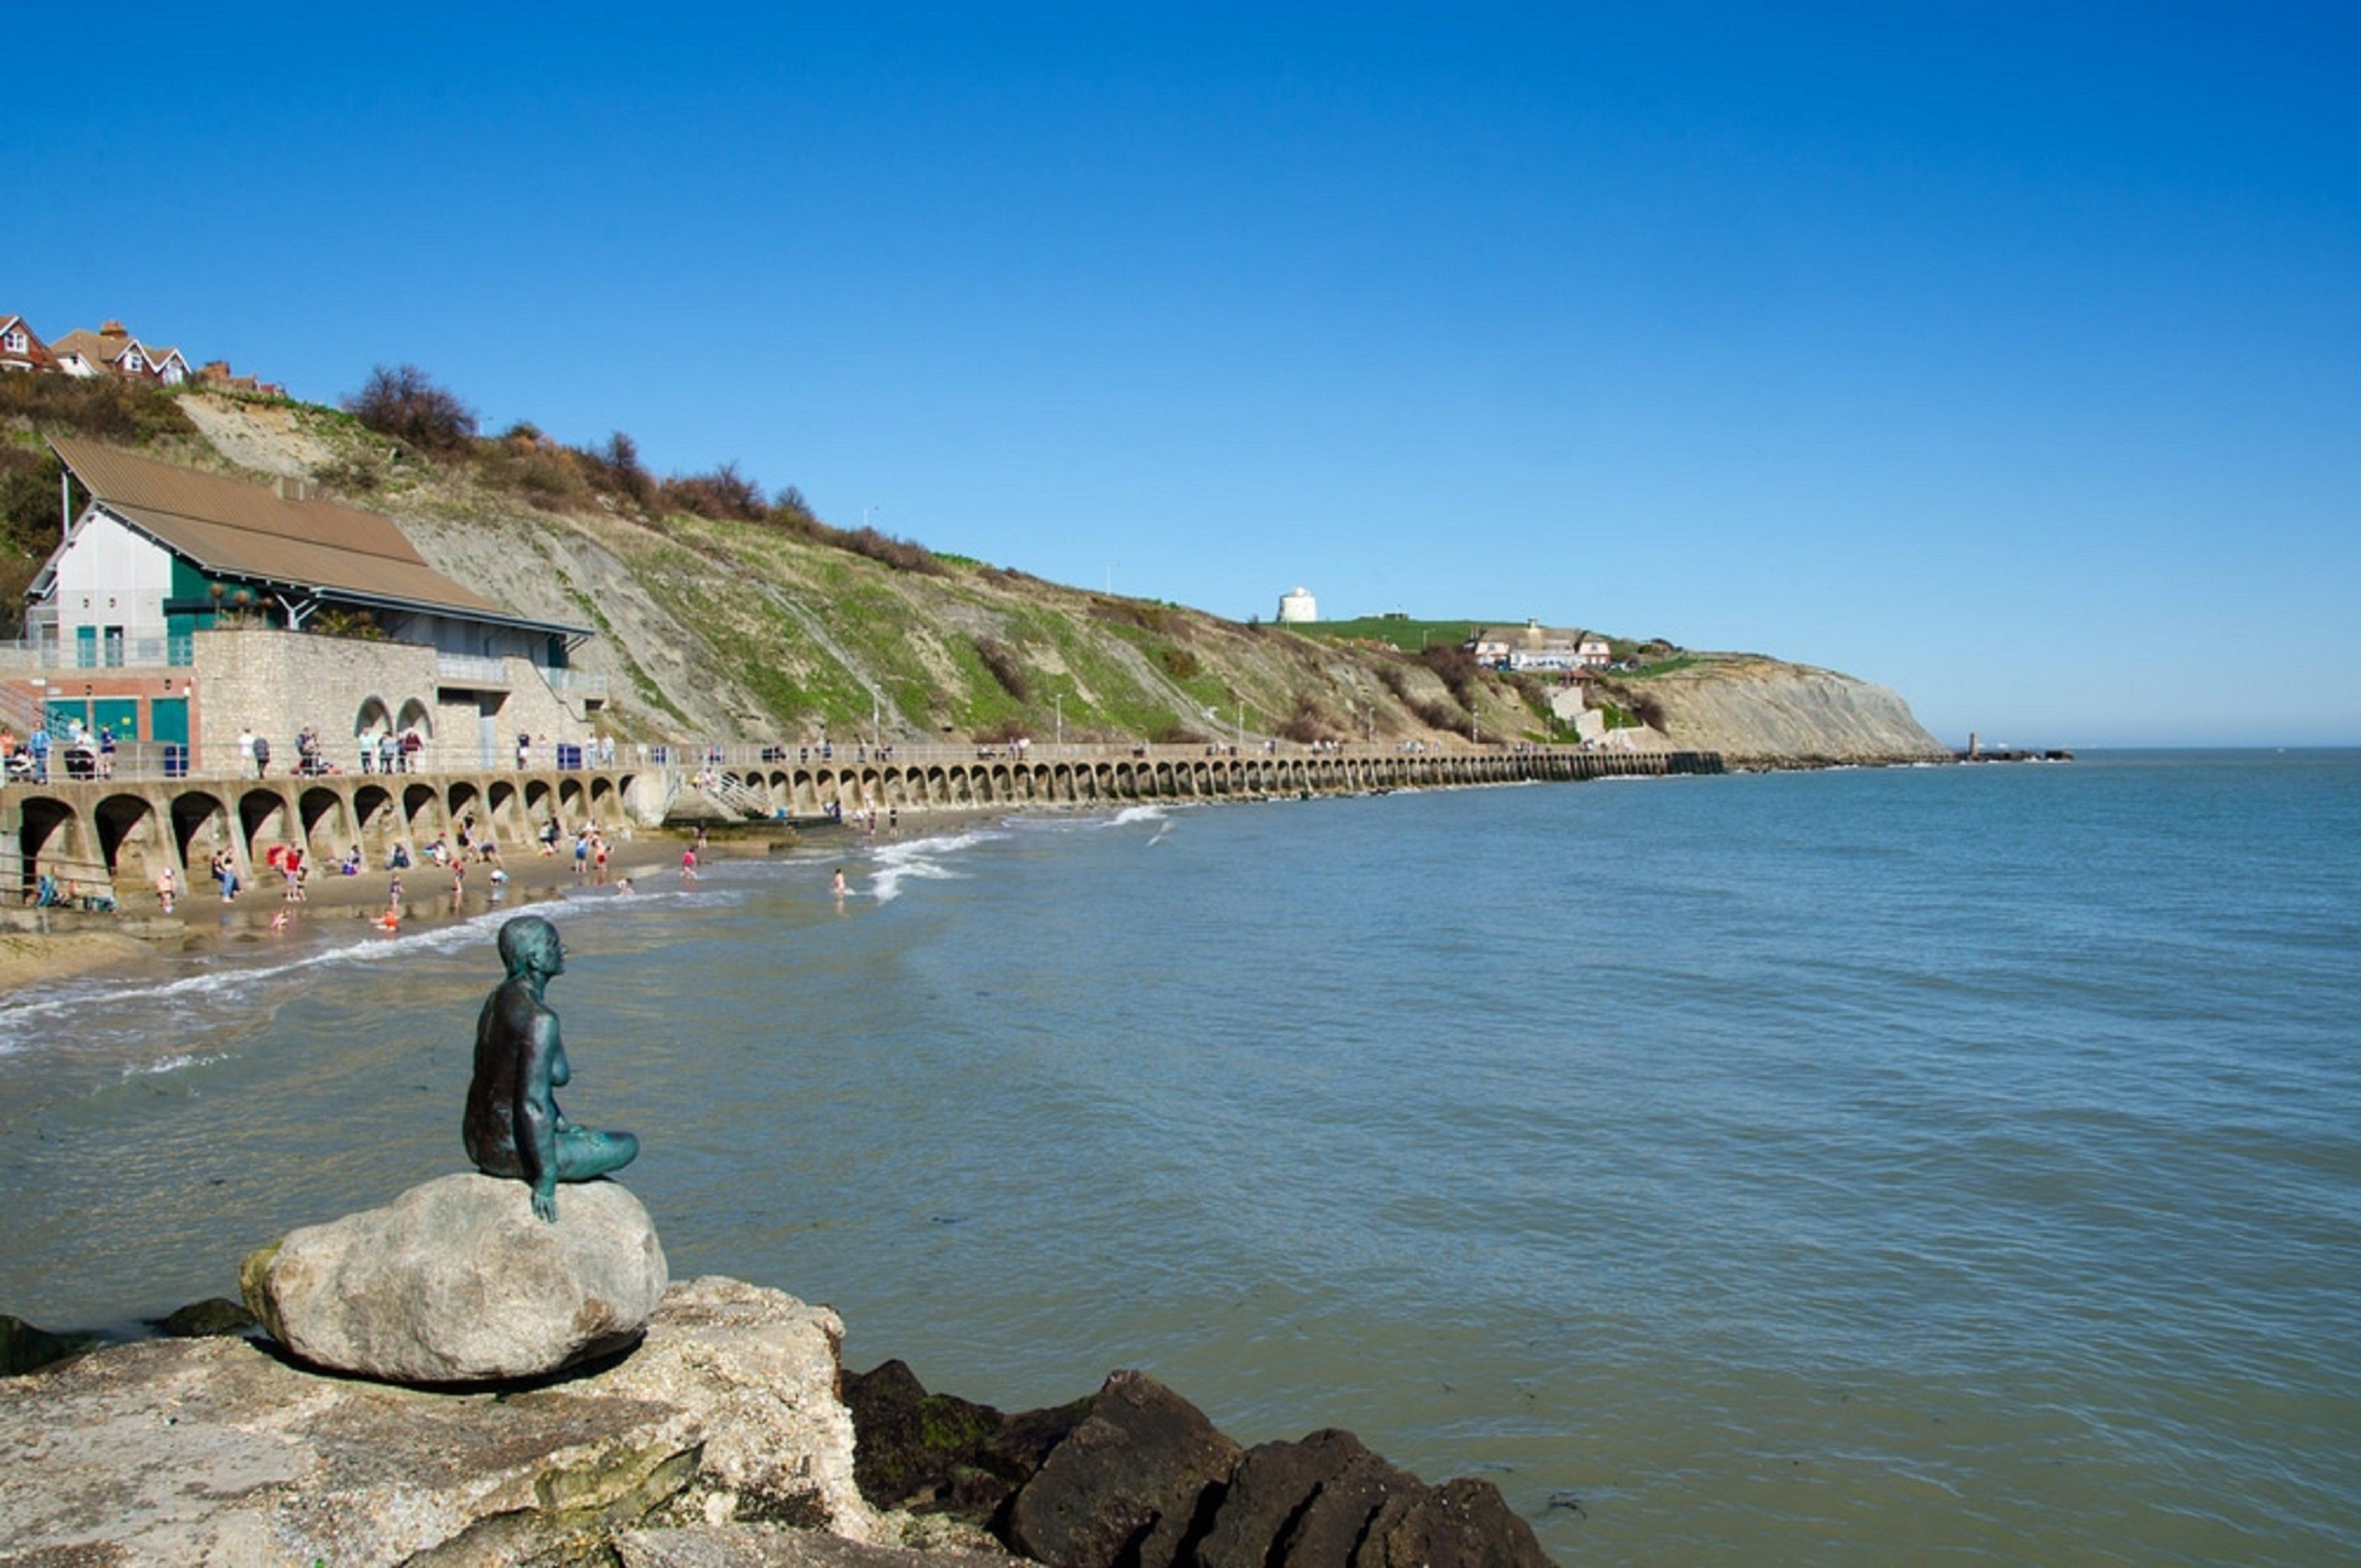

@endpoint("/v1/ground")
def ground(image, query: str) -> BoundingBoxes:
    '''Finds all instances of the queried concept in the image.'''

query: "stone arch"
[354,695,393,741]
[170,789,235,874]
[237,786,293,860]
[17,796,82,894]
[352,783,398,853]
[298,785,348,859]
[92,792,168,882]
[402,781,444,843]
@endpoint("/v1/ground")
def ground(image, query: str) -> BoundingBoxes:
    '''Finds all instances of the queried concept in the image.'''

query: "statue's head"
[497,914,565,979]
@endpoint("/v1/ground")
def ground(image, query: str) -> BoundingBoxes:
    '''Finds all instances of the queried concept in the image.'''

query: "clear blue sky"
[15,4,2357,745]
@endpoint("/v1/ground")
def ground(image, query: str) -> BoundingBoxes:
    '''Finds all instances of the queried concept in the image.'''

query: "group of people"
[359,729,428,774]
[1,721,114,782]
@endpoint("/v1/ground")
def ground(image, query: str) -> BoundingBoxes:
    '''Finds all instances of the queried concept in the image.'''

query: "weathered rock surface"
[841,1356,1089,1520]
[1005,1371,1243,1568]
[153,1296,258,1338]
[1632,655,1951,764]
[0,1275,875,1566]
[846,1365,1557,1568]
[0,1312,100,1375]
[617,1523,1023,1568]
[241,1170,668,1383]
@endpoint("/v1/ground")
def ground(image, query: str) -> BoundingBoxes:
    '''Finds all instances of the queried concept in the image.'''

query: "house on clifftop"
[10,438,602,772]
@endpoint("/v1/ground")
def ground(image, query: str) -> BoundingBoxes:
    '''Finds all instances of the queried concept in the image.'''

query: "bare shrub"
[1160,646,1201,682]
[973,716,1029,744]
[1276,693,1342,744]
[344,364,478,455]
[661,461,767,521]
[580,431,659,513]
[1150,722,1209,745]
[973,637,1029,700]
[1418,642,1482,710]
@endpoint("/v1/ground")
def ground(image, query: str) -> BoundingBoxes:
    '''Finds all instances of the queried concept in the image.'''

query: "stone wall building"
[10,438,601,771]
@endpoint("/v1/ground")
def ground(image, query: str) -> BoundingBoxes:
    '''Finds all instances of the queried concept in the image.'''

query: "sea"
[2,749,2355,1566]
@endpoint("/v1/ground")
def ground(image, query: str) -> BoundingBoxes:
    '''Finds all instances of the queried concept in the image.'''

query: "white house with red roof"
[50,320,190,385]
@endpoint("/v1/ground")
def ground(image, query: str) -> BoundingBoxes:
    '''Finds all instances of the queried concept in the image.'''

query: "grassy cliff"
[2,377,1947,762]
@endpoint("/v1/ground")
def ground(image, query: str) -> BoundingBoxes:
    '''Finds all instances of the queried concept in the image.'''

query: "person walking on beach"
[681,844,699,883]
[153,865,176,914]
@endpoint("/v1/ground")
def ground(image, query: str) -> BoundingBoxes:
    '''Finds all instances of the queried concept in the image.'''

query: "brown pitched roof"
[47,437,582,632]
[49,327,134,367]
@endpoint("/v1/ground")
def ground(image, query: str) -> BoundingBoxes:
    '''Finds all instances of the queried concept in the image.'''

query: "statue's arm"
[516,1012,563,1221]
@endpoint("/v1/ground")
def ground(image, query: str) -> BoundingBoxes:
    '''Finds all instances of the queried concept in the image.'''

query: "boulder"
[154,1296,258,1338]
[841,1356,1089,1520]
[240,1171,667,1383]
[0,1275,878,1564]
[1352,1477,1554,1568]
[1194,1429,1410,1568]
[0,1312,101,1376]
[1004,1370,1242,1568]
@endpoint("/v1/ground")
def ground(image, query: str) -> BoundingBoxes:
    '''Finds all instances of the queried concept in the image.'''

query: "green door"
[150,698,190,777]
[45,699,90,734]
[73,626,96,668]
[92,698,139,741]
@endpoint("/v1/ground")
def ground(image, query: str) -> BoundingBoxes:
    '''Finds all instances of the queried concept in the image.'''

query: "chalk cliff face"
[1622,657,1950,766]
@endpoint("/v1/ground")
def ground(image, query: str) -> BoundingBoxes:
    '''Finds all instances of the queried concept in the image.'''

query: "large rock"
[241,1171,668,1383]
[617,1523,1022,1568]
[0,1275,878,1565]
[1004,1371,1243,1568]
[841,1357,1089,1520]
[1194,1429,1411,1568]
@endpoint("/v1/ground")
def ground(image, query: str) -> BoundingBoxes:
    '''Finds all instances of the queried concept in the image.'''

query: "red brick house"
[0,315,54,374]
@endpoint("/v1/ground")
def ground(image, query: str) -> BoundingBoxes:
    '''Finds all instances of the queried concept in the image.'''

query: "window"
[123,352,144,372]
[2,329,23,353]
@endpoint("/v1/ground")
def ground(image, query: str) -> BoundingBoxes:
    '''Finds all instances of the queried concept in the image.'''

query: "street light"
[1054,691,1063,746]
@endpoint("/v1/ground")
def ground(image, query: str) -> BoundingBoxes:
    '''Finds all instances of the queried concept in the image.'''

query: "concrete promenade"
[2,742,1721,900]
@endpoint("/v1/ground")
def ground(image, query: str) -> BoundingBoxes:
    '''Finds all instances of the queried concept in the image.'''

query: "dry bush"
[1276,693,1342,744]
[578,431,660,514]
[973,637,1030,700]
[1150,722,1210,745]
[973,716,1030,744]
[661,461,767,521]
[344,365,477,455]
[0,371,197,445]
[1418,642,1482,710]
[1159,646,1201,682]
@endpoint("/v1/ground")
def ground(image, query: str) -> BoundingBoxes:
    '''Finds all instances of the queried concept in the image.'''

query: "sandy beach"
[0,823,822,998]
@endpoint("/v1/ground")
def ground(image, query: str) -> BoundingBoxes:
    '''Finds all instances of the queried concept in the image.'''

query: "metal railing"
[0,634,193,670]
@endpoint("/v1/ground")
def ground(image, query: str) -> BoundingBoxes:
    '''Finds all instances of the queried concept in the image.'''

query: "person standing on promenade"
[237,726,255,777]
[517,732,532,771]
[253,732,272,778]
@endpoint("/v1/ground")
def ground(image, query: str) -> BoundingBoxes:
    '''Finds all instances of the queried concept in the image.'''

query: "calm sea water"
[3,751,2356,1565]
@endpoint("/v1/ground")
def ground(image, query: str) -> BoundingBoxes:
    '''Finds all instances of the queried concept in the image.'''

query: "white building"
[1277,586,1318,623]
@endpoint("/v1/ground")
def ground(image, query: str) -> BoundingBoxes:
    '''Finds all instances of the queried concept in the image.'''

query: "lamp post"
[1054,690,1063,746]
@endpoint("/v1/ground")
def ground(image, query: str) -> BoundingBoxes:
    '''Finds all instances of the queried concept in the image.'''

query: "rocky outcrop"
[0,1275,872,1566]
[846,1364,1556,1568]
[1616,656,1950,766]
[240,1172,668,1383]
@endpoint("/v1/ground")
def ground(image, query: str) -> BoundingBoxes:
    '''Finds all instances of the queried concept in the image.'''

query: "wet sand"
[0,828,803,998]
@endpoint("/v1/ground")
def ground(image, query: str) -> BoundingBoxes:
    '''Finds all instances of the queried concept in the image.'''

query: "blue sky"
[14,4,2357,744]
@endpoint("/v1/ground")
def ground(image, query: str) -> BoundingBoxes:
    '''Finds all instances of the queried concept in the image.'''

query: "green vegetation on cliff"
[0,365,1948,761]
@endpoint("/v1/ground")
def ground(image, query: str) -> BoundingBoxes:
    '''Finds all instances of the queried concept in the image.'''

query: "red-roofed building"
[0,315,54,374]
